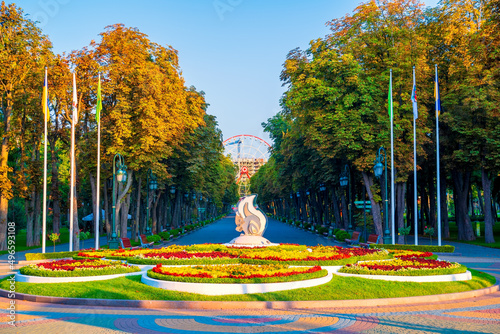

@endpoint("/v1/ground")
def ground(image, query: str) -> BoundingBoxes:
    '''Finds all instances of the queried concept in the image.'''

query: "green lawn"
[1,269,494,302]
[445,220,500,249]
[0,227,72,256]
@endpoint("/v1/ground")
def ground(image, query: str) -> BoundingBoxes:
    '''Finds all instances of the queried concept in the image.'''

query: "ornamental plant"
[48,233,60,252]
[398,225,411,245]
[424,226,435,244]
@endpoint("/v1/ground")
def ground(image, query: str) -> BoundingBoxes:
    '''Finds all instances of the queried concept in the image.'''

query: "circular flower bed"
[338,258,467,276]
[147,263,328,283]
[19,259,141,277]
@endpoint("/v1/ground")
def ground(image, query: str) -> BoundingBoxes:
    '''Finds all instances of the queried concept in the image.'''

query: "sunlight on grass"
[2,269,494,302]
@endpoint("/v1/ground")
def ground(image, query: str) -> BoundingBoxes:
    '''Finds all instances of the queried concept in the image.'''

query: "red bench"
[119,237,140,250]
[140,234,154,248]
[360,234,381,248]
[345,231,361,245]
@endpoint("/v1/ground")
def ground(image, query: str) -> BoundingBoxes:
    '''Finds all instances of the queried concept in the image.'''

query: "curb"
[2,283,498,310]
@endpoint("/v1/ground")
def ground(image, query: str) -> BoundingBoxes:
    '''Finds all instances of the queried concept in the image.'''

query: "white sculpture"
[228,194,275,246]
[235,195,267,236]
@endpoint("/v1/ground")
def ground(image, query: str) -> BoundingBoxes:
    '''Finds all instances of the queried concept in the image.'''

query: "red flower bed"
[344,258,454,272]
[143,251,237,259]
[36,259,131,271]
[394,252,434,260]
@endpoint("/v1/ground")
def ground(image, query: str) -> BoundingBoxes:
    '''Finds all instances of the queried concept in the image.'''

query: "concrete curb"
[2,282,498,310]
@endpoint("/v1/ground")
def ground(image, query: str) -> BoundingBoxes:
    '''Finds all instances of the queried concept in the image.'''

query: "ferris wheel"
[223,135,271,196]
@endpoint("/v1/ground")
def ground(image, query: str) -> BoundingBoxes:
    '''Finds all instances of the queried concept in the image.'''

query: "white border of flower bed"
[141,270,333,295]
[329,266,472,282]
[15,269,147,284]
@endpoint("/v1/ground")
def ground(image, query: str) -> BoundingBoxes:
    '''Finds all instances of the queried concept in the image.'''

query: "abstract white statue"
[228,194,275,246]
[235,195,267,236]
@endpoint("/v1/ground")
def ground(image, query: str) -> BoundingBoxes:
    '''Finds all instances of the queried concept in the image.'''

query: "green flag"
[388,70,392,117]
[96,74,102,123]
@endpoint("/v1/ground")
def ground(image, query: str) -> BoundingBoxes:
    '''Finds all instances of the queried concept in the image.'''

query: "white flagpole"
[412,66,418,246]
[95,73,101,250]
[436,64,442,246]
[69,72,77,251]
[42,67,48,253]
[390,69,395,245]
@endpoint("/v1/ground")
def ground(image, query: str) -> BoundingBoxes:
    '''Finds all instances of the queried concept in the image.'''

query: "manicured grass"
[445,221,500,249]
[0,228,72,256]
[1,269,494,301]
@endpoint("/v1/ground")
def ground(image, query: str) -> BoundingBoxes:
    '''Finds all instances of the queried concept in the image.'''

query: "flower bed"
[74,244,392,266]
[147,263,327,284]
[19,259,141,277]
[338,258,467,276]
[238,245,389,265]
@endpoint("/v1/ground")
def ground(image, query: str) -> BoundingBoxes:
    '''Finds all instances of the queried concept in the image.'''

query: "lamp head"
[374,162,384,178]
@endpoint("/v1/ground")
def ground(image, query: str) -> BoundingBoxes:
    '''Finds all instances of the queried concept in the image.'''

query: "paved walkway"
[1,215,499,333]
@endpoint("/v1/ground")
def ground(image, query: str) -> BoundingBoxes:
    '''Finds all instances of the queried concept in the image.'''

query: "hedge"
[146,235,161,243]
[25,251,81,261]
[369,244,455,253]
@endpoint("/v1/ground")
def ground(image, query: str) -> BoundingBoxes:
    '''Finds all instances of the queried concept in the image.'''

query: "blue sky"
[13,0,438,145]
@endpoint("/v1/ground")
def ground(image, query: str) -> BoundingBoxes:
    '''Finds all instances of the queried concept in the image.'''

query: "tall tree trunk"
[134,176,141,241]
[104,178,110,238]
[340,191,348,229]
[172,191,181,228]
[152,192,162,234]
[421,185,429,229]
[406,178,415,236]
[49,136,60,234]
[481,167,495,243]
[396,182,406,244]
[90,173,97,235]
[452,169,475,241]
[115,170,133,238]
[429,177,436,229]
[330,188,342,228]
[25,197,34,247]
[362,172,383,236]
[0,88,13,251]
[120,192,131,239]
[440,176,450,238]
[34,189,42,246]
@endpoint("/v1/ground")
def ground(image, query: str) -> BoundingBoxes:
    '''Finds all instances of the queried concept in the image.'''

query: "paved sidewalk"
[1,215,499,333]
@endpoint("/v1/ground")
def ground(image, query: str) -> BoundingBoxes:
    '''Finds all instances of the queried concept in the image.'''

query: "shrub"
[335,230,350,241]
[25,251,80,261]
[369,244,455,253]
[158,231,170,240]
[171,229,180,237]
[146,235,161,243]
[317,226,329,235]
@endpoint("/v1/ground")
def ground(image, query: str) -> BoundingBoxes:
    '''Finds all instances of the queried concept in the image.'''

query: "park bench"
[360,234,381,248]
[345,231,361,246]
[140,234,154,248]
[119,237,140,250]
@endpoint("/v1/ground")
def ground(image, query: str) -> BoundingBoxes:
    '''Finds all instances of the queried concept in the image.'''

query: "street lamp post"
[110,153,127,249]
[340,165,352,233]
[374,147,391,244]
[146,168,157,236]
[168,185,175,230]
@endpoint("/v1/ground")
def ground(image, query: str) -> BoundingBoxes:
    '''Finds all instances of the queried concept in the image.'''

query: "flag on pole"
[411,72,418,119]
[72,73,78,122]
[435,70,441,117]
[96,75,102,123]
[43,70,49,122]
[388,73,393,117]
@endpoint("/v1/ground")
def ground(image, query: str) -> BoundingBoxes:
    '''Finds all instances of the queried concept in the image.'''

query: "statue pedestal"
[226,235,278,247]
